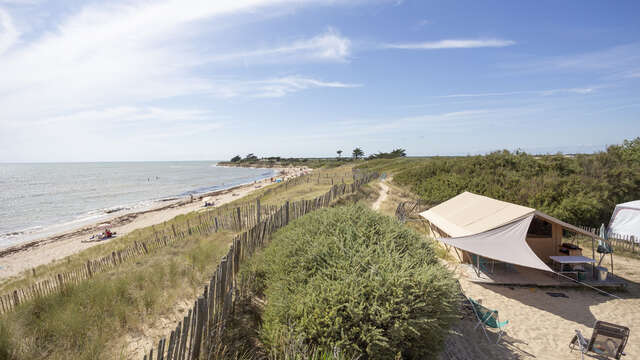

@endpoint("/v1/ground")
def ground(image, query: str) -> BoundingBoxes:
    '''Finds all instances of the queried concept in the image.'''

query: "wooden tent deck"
[461,263,627,289]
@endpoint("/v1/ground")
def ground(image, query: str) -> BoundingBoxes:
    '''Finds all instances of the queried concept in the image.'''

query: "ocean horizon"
[0,161,276,248]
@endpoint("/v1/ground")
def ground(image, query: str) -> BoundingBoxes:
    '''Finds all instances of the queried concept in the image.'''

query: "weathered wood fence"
[141,173,378,360]
[576,225,638,254]
[0,202,280,314]
[0,169,370,315]
[395,200,430,223]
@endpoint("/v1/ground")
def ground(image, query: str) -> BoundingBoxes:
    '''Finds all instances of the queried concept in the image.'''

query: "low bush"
[246,205,459,360]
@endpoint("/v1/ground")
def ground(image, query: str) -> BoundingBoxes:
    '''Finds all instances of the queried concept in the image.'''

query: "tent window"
[528,217,552,237]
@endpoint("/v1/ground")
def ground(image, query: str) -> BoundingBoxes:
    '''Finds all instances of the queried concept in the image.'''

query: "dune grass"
[0,229,234,360]
[0,166,355,293]
[0,164,364,359]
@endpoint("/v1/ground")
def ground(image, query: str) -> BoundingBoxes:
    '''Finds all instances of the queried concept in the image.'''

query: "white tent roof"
[616,200,640,209]
[420,191,535,237]
[609,200,640,238]
[419,191,598,272]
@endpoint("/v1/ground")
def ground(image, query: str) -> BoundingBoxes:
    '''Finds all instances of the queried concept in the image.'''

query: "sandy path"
[372,178,391,211]
[0,167,308,281]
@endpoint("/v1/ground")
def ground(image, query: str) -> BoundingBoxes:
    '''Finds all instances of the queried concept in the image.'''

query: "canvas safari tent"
[608,200,640,239]
[420,191,606,279]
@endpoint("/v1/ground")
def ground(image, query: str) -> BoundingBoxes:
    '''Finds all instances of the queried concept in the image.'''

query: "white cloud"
[0,0,357,127]
[540,87,594,95]
[384,38,515,50]
[0,0,366,161]
[0,8,18,54]
[297,107,531,141]
[248,76,361,98]
[502,43,640,80]
[178,75,362,99]
[40,106,216,127]
[438,87,598,98]
[207,27,351,63]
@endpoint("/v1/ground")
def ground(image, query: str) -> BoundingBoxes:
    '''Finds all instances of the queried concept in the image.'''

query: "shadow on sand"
[476,269,640,329]
[440,317,536,360]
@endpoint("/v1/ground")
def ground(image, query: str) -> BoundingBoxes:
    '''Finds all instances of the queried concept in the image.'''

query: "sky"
[0,0,639,162]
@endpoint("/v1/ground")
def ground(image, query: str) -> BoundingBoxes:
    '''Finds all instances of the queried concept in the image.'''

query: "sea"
[0,162,276,249]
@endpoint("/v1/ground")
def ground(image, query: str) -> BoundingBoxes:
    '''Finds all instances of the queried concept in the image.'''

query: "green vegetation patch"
[0,231,233,360]
[366,138,640,227]
[245,205,459,360]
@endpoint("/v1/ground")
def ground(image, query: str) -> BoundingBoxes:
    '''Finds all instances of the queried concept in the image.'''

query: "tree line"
[229,148,407,163]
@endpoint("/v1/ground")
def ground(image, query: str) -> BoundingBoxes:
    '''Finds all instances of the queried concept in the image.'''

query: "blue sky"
[0,0,639,162]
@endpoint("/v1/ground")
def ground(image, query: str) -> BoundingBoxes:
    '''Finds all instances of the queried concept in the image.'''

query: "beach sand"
[439,252,640,360]
[0,166,308,281]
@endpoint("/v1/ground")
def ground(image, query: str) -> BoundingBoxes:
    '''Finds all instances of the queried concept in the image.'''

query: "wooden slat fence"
[575,225,638,254]
[0,170,375,315]
[0,170,370,315]
[255,169,358,200]
[395,200,430,223]
[0,202,279,314]
[141,172,378,360]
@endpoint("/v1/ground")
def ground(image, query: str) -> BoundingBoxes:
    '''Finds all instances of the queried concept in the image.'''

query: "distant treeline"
[360,138,640,227]
[218,157,344,169]
[219,148,407,169]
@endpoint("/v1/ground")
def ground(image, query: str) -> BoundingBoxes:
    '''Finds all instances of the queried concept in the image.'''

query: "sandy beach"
[0,166,308,281]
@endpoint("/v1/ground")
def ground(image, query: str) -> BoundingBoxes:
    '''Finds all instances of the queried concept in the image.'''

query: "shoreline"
[0,166,308,281]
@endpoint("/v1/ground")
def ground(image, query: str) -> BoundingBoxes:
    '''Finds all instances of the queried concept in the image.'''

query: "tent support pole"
[592,236,596,278]
[610,251,614,276]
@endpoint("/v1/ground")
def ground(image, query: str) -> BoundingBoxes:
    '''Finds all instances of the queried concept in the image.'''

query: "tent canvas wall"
[608,200,640,239]
[420,192,600,274]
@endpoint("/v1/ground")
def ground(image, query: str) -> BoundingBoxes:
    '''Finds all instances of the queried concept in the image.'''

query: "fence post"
[256,199,261,224]
[191,296,206,359]
[285,201,290,225]
[157,337,165,360]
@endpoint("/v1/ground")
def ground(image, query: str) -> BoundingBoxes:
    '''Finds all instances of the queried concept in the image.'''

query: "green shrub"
[248,205,459,359]
[387,138,640,226]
